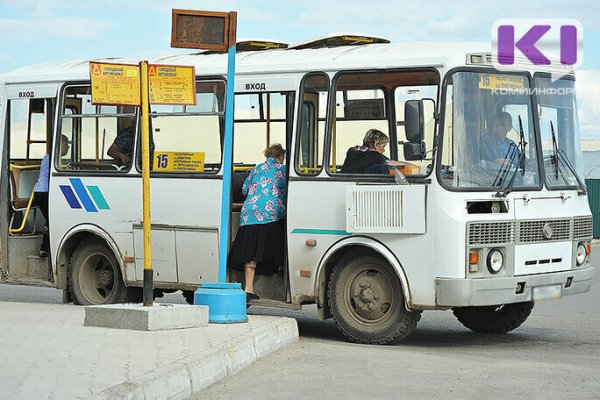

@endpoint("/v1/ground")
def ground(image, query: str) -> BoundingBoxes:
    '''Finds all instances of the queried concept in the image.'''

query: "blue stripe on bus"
[291,228,350,235]
[69,178,98,212]
[86,186,110,210]
[59,185,82,209]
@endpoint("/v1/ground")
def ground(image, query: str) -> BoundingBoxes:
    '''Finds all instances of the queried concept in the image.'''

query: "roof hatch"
[289,33,390,50]
[236,39,289,52]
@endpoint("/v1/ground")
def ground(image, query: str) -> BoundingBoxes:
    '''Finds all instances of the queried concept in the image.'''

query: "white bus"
[0,34,594,344]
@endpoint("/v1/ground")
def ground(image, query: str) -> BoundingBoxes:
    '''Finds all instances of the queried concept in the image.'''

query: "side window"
[9,98,52,163]
[329,70,439,176]
[331,86,389,173]
[233,92,289,166]
[59,85,135,172]
[150,80,225,174]
[295,73,329,175]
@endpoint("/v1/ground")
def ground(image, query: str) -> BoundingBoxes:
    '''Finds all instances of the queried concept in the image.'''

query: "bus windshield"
[534,74,583,189]
[439,71,541,191]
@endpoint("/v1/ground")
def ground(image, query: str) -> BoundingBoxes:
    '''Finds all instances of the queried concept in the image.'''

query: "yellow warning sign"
[479,73,526,92]
[90,62,141,106]
[149,64,196,105]
[153,151,205,172]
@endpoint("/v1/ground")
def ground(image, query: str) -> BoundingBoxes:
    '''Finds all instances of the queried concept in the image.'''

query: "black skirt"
[228,219,285,275]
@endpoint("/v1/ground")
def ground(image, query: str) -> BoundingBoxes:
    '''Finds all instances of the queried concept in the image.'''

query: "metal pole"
[217,44,236,283]
[217,12,237,283]
[140,60,153,306]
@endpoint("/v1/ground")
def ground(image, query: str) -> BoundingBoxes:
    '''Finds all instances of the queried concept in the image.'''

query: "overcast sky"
[1,0,599,137]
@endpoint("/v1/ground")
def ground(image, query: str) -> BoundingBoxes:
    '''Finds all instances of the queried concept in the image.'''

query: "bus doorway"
[1,88,57,286]
[227,90,295,306]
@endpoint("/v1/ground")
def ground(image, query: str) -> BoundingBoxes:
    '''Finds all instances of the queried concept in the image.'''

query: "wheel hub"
[97,269,114,286]
[350,277,390,320]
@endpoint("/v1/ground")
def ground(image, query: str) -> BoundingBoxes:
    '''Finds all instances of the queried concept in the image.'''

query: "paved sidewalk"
[0,302,298,399]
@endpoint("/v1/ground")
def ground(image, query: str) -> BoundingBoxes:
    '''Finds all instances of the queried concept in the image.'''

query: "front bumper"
[435,267,594,307]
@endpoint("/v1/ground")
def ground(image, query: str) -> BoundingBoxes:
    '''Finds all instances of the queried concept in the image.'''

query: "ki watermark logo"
[492,19,583,81]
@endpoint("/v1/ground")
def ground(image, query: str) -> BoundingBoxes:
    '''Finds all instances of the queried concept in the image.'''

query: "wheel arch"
[54,224,127,290]
[314,236,413,318]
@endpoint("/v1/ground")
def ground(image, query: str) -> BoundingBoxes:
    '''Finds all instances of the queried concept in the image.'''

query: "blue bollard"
[194,282,247,323]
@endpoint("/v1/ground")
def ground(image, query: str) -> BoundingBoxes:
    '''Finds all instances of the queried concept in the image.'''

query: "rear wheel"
[453,301,534,333]
[69,238,126,305]
[328,253,420,344]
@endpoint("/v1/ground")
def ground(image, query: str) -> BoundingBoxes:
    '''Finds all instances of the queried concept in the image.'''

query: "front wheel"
[453,301,534,334]
[328,254,420,344]
[69,238,126,305]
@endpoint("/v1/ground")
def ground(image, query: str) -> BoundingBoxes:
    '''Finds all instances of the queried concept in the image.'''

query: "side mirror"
[405,100,424,143]
[403,142,426,161]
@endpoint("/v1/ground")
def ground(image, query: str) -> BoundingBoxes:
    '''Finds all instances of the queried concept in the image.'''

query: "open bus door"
[1,84,58,286]
[227,90,295,306]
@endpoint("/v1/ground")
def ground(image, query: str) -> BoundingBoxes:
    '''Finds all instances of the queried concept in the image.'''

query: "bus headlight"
[576,243,587,266]
[487,249,504,274]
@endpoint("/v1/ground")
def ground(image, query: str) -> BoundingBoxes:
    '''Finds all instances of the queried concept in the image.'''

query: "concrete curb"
[96,317,299,399]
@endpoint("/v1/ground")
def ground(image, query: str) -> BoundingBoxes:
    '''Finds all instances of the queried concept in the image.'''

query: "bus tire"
[68,238,126,305]
[328,254,420,344]
[452,301,534,334]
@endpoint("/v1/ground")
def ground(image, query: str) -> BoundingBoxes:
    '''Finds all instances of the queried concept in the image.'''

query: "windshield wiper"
[518,115,527,176]
[550,121,587,195]
[550,121,560,179]
[494,143,525,197]
[495,115,528,197]
[492,142,518,187]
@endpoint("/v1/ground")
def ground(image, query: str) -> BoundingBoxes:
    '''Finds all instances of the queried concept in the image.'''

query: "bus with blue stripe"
[0,34,593,344]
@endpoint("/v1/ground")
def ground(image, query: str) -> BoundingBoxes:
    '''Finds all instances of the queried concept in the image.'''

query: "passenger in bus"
[32,135,70,257]
[480,111,522,166]
[228,144,287,302]
[107,125,135,166]
[341,129,411,173]
[107,124,155,167]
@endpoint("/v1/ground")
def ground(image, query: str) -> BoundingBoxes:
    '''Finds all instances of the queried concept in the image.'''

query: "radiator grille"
[351,189,402,230]
[573,216,593,239]
[518,219,571,243]
[468,222,515,245]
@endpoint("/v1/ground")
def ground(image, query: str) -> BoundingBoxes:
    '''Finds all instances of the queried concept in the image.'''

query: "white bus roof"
[0,41,491,85]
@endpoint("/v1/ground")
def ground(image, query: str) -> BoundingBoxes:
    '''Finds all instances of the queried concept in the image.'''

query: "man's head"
[60,134,70,157]
[363,129,390,153]
[495,111,513,138]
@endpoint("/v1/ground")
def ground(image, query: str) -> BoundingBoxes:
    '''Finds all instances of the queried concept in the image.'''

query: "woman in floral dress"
[228,144,286,301]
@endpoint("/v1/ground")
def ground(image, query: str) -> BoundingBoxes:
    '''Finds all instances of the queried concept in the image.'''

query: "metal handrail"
[10,188,36,234]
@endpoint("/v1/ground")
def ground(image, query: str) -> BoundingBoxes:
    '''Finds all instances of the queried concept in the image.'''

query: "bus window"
[59,85,135,172]
[233,92,289,166]
[295,73,329,176]
[150,80,225,174]
[9,98,51,163]
[329,70,439,175]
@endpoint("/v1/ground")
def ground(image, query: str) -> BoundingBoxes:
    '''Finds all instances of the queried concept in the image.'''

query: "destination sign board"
[91,62,196,106]
[149,64,196,105]
[90,62,141,106]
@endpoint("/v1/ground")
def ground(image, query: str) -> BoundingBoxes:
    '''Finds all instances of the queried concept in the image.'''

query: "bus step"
[3,277,53,287]
[26,256,52,281]
[248,298,297,309]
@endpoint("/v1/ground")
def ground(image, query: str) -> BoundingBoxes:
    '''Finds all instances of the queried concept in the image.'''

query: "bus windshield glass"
[440,71,541,190]
[534,74,583,189]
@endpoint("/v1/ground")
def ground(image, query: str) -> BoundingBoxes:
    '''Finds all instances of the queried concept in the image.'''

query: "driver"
[481,111,522,166]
